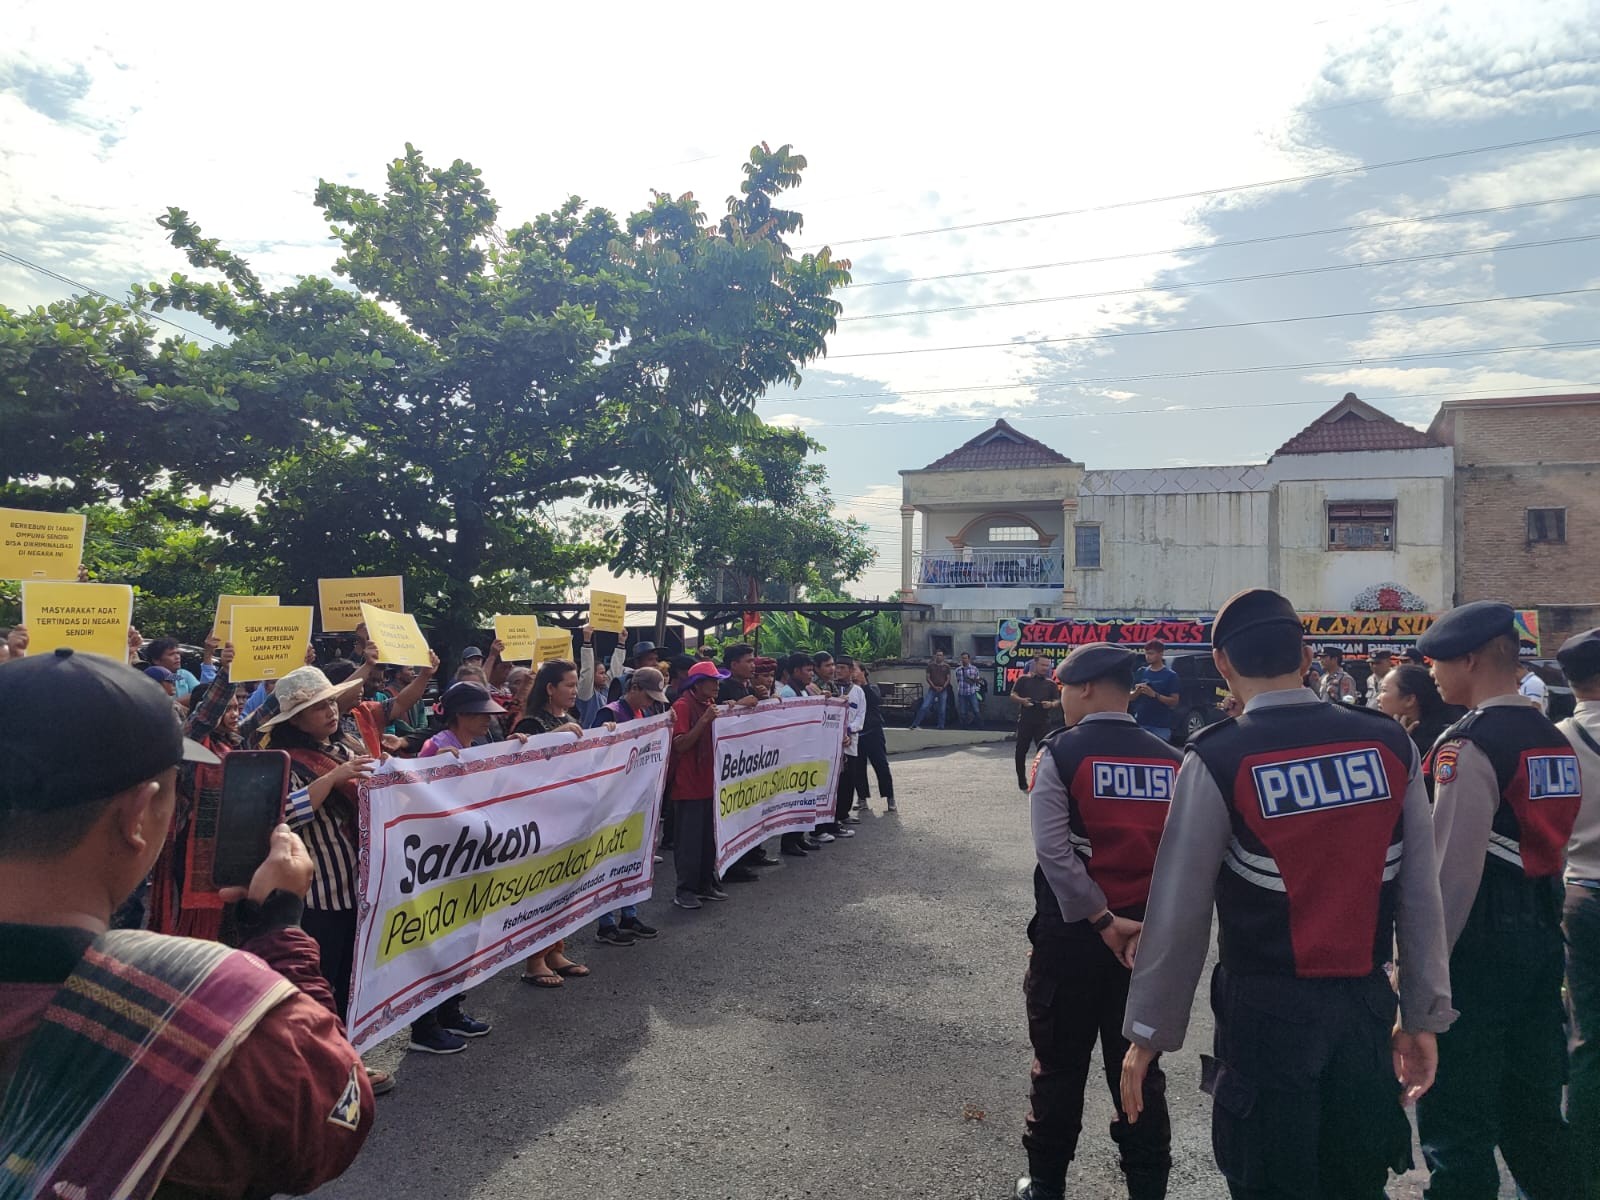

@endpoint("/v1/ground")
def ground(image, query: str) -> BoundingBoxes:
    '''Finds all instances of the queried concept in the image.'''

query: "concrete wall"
[903,464,1081,509]
[1074,488,1271,612]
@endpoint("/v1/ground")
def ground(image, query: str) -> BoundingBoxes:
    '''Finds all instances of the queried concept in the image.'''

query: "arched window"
[987,524,1039,543]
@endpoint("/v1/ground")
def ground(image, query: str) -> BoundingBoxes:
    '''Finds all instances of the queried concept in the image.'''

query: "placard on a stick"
[0,509,85,582]
[494,615,540,662]
[231,605,313,681]
[588,589,628,635]
[319,576,405,633]
[21,581,132,660]
[361,603,432,667]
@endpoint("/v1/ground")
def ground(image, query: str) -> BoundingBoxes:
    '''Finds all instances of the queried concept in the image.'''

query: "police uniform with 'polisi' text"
[1023,644,1182,1200]
[1416,602,1583,1200]
[1122,589,1456,1197]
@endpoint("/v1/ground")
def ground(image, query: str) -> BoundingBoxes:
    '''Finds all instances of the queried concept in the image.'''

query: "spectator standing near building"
[833,656,868,828]
[1012,657,1062,792]
[1378,663,1466,763]
[0,648,373,1199]
[1129,640,1179,742]
[1120,589,1454,1197]
[1554,628,1600,1199]
[954,652,983,727]
[719,644,778,878]
[1365,649,1395,708]
[1317,647,1356,702]
[1417,602,1582,1198]
[1518,660,1550,713]
[854,661,895,814]
[910,650,953,731]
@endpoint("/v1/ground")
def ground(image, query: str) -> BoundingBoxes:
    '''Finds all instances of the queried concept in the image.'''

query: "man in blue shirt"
[1129,640,1179,741]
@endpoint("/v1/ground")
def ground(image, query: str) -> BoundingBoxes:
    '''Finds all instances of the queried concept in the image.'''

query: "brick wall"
[1453,403,1600,466]
[1457,464,1600,604]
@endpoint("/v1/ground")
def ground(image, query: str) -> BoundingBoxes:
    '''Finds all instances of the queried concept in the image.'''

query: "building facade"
[1430,392,1600,646]
[898,396,1457,660]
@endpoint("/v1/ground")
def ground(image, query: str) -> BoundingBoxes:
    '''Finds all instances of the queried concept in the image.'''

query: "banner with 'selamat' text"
[711,696,847,875]
[348,715,671,1050]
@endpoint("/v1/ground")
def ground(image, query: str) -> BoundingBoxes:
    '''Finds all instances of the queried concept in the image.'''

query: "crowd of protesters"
[0,613,899,1122]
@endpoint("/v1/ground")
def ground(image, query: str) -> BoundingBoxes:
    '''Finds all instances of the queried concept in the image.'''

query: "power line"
[771,339,1600,405]
[836,231,1600,324]
[803,383,1600,432]
[829,286,1600,360]
[845,191,1600,290]
[0,248,227,346]
[801,126,1600,250]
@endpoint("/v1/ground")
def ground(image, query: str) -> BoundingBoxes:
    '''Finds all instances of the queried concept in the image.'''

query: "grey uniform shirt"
[1122,688,1455,1052]
[1430,694,1530,950]
[1559,700,1600,884]
[1029,712,1138,923]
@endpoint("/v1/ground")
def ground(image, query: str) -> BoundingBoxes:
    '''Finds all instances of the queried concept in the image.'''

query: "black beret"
[1416,602,1516,660]
[0,647,218,816]
[1055,642,1138,685]
[1557,628,1600,684]
[1212,588,1302,649]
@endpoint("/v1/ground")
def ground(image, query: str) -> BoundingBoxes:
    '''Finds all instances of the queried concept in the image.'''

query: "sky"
[5,0,1600,601]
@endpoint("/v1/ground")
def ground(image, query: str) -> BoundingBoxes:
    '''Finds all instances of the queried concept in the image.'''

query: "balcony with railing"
[915,548,1065,589]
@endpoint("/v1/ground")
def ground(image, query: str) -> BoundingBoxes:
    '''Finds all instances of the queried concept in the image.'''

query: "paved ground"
[316,742,1505,1200]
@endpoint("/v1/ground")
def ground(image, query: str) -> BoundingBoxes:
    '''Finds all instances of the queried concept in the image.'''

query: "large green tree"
[135,143,846,651]
[597,144,852,638]
[0,295,223,508]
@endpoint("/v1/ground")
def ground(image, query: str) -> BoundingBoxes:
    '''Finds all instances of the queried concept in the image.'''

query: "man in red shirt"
[670,660,726,910]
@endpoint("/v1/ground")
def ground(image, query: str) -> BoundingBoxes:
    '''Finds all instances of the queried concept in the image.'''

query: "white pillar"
[899,505,917,598]
[1060,496,1078,609]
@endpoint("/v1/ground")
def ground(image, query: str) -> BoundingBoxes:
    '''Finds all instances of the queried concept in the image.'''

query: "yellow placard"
[212,594,279,641]
[588,589,628,635]
[231,605,313,682]
[20,581,132,661]
[536,630,574,665]
[318,576,405,632]
[361,603,432,667]
[0,509,86,581]
[494,615,540,662]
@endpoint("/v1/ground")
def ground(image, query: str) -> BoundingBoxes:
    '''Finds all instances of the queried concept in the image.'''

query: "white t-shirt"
[1519,671,1549,713]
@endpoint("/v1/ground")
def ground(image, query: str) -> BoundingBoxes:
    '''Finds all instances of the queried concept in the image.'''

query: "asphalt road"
[315,742,1507,1200]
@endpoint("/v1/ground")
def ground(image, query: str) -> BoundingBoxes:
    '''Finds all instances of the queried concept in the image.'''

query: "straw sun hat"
[258,665,365,729]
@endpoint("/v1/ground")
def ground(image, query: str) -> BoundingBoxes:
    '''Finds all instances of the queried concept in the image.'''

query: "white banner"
[711,696,847,874]
[348,716,671,1050]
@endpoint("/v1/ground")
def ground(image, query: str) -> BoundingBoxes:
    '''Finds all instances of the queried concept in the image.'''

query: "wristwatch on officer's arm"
[1090,909,1114,932]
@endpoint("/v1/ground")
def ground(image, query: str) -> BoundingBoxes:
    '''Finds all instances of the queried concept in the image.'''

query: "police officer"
[1119,588,1455,1198]
[1416,602,1582,1199]
[1018,644,1182,1200]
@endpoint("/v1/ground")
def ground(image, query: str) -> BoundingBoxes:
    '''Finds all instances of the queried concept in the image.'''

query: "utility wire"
[845,191,1600,290]
[837,232,1600,323]
[769,339,1600,406]
[830,286,1600,359]
[0,248,227,346]
[801,126,1600,250]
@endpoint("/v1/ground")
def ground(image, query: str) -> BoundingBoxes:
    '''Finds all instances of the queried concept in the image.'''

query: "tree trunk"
[653,490,674,646]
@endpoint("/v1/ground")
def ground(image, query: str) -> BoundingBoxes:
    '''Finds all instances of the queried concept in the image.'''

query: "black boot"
[1123,1167,1168,1200]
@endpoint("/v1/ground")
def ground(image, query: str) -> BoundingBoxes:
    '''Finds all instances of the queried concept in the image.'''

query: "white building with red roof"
[897,394,1455,658]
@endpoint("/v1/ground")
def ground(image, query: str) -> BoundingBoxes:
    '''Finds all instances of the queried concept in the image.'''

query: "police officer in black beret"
[1118,589,1455,1197]
[1016,644,1182,1200]
[1416,602,1582,1198]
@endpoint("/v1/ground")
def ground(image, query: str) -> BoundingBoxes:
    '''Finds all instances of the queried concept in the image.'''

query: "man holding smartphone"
[0,648,373,1200]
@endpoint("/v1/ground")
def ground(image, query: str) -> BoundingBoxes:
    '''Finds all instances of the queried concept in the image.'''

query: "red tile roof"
[1273,394,1442,456]
[918,419,1074,471]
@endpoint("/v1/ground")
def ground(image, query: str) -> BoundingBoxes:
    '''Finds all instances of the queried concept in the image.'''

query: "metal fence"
[915,550,1064,587]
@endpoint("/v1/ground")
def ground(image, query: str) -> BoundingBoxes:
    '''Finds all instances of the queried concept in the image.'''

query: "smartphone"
[212,750,291,889]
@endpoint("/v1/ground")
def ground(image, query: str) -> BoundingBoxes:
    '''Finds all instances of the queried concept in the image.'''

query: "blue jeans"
[911,688,949,729]
[598,905,639,928]
[956,691,981,726]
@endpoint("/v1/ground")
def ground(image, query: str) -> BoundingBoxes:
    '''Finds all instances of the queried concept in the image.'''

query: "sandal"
[366,1067,396,1096]
[522,971,564,988]
[553,962,591,978]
